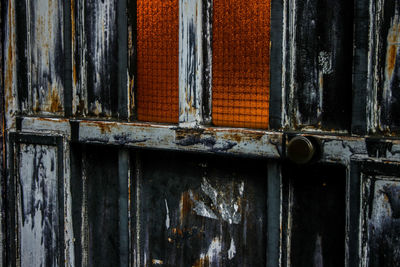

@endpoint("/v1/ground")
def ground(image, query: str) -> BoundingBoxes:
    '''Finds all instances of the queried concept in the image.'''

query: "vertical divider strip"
[267,162,282,267]
[118,0,128,119]
[179,0,205,127]
[352,0,371,135]
[64,0,73,117]
[269,0,284,130]
[119,149,129,267]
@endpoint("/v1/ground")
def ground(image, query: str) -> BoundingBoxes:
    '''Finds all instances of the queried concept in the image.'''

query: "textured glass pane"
[137,0,179,123]
[212,0,271,129]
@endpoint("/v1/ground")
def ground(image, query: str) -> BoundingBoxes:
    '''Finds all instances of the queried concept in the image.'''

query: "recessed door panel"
[134,151,268,266]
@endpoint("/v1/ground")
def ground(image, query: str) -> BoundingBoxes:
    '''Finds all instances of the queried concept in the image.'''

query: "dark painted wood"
[84,0,118,117]
[135,150,268,266]
[23,1,65,115]
[352,0,370,134]
[292,0,353,130]
[363,176,400,266]
[75,145,120,266]
[377,0,400,134]
[354,162,400,266]
[63,0,72,117]
[7,134,64,267]
[284,164,346,267]
[269,0,284,129]
[127,0,137,120]
[15,0,28,113]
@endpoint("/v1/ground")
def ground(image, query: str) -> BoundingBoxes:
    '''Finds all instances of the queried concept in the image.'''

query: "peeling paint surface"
[362,176,400,266]
[380,2,400,133]
[179,0,205,126]
[137,151,268,266]
[18,144,59,267]
[4,0,18,130]
[83,0,118,117]
[23,0,64,115]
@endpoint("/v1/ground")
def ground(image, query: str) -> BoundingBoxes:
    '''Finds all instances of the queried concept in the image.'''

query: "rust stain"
[72,63,77,86]
[175,128,205,141]
[97,123,112,134]
[5,1,15,112]
[180,191,194,225]
[129,76,135,110]
[48,86,63,113]
[77,100,85,114]
[223,131,264,142]
[192,256,210,267]
[319,73,324,89]
[386,17,400,80]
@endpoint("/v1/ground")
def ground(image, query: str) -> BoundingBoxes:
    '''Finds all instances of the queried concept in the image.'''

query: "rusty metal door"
[2,0,400,266]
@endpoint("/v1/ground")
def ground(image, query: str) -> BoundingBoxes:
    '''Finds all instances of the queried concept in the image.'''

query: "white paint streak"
[228,238,236,260]
[200,237,222,263]
[192,178,242,224]
[313,234,323,267]
[165,199,170,229]
[190,190,218,220]
[91,1,116,96]
[64,141,75,266]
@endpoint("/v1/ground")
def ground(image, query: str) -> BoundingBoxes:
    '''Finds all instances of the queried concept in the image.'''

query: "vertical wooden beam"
[179,0,206,127]
[347,162,361,267]
[4,0,17,131]
[352,0,371,135]
[118,149,129,267]
[267,162,282,267]
[269,0,285,129]
[117,0,128,119]
[64,0,72,117]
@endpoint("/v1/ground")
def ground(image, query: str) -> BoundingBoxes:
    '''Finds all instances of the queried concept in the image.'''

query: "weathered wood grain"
[179,0,206,127]
[19,0,65,115]
[18,144,60,266]
[289,0,353,131]
[135,151,268,266]
[283,164,346,267]
[362,176,400,266]
[79,0,118,118]
[374,0,400,134]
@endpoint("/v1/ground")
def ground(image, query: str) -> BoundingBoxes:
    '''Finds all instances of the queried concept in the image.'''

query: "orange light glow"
[137,0,179,123]
[212,0,271,129]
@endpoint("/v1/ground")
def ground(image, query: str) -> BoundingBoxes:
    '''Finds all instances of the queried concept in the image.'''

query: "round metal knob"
[287,136,315,164]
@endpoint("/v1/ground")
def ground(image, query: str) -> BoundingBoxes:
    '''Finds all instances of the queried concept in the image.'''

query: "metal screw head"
[287,136,315,164]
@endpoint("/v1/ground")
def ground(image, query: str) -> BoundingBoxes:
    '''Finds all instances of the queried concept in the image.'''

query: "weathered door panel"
[133,150,269,266]
[16,0,65,116]
[351,162,400,267]
[374,0,400,133]
[8,133,64,266]
[71,145,123,267]
[283,164,346,267]
[77,0,119,118]
[289,0,353,130]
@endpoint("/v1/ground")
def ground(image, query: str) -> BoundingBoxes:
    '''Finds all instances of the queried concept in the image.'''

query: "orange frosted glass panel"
[137,0,179,123]
[212,0,271,129]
